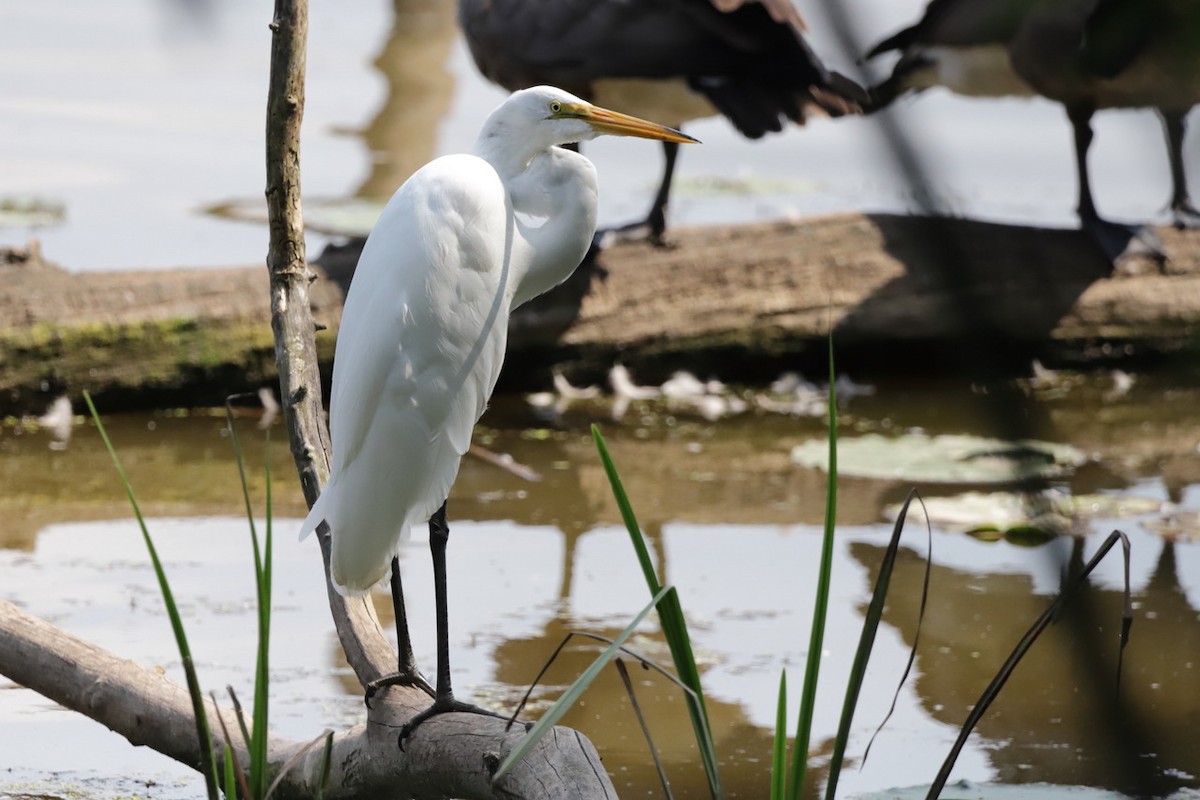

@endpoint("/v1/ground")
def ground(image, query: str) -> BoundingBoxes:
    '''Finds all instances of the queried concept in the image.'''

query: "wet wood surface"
[2,213,1198,413]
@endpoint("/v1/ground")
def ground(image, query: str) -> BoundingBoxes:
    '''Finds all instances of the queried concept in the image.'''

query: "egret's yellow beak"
[568,104,699,144]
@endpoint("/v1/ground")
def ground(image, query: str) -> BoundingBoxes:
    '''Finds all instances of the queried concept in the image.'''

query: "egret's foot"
[397,695,509,749]
[1169,201,1200,230]
[1081,215,1165,267]
[364,669,436,709]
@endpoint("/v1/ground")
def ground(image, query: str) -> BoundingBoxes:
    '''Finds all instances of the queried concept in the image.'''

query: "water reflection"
[352,0,457,200]
[4,377,1200,796]
[853,533,1200,797]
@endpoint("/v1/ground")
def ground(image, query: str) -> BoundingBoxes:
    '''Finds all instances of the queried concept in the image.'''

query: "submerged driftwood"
[2,214,1198,414]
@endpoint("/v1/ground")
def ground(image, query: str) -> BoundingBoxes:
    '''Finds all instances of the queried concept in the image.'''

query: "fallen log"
[2,214,1198,415]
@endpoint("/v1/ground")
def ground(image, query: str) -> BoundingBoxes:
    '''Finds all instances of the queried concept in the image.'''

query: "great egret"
[299,86,696,738]
[458,0,864,246]
[865,0,1200,260]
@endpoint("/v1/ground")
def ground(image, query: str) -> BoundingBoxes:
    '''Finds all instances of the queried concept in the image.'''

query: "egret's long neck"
[473,117,544,182]
[507,148,598,307]
[475,128,598,309]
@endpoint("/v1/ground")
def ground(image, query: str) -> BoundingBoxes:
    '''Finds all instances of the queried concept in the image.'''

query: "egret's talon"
[364,669,436,709]
[395,696,510,750]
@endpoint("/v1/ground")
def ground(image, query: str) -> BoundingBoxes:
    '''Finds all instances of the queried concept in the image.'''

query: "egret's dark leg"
[1067,103,1162,263]
[397,501,506,746]
[1160,109,1200,229]
[364,557,435,706]
[594,136,682,249]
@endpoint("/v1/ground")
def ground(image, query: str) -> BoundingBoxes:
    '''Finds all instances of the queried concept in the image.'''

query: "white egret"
[299,86,696,738]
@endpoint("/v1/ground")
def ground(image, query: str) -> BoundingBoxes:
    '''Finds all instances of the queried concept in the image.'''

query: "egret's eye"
[549,101,562,114]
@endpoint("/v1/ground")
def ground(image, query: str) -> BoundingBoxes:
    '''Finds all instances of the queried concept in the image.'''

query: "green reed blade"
[84,392,219,800]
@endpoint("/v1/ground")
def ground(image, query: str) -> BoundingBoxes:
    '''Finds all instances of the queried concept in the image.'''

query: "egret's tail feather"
[298,490,331,541]
[329,570,384,598]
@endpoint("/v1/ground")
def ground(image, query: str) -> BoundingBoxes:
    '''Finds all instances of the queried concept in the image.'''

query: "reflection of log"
[3,214,1199,414]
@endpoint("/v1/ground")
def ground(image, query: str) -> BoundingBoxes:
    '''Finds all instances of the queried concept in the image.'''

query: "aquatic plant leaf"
[857,784,1130,800]
[84,392,220,800]
[792,433,1086,485]
[0,197,66,228]
[771,670,787,800]
[788,335,838,800]
[492,585,670,782]
[883,491,1160,536]
[592,425,723,798]
[926,530,1133,798]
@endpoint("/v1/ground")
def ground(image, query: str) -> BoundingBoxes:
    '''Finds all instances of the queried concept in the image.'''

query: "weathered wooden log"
[0,597,615,800]
[2,214,1198,415]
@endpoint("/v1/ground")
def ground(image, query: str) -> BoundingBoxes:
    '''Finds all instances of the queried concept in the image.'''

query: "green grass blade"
[771,670,788,800]
[265,729,334,800]
[591,426,660,592]
[592,425,723,799]
[222,744,238,799]
[213,693,252,800]
[788,339,839,800]
[824,490,929,800]
[317,731,334,800]
[223,403,272,799]
[926,529,1133,799]
[84,392,219,800]
[254,430,273,797]
[493,584,671,782]
[615,658,674,799]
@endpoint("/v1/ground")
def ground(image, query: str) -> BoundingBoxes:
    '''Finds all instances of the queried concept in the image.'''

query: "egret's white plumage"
[299,86,694,598]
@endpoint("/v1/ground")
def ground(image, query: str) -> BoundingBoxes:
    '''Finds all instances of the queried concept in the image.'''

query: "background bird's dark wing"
[1078,0,1159,79]
[866,0,1041,58]
[459,0,862,138]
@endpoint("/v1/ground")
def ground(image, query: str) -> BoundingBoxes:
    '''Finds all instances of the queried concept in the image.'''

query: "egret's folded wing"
[327,154,511,475]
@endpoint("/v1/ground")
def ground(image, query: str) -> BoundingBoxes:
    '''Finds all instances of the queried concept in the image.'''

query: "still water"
[4,0,1200,796]
[3,375,1200,798]
[2,0,1197,270]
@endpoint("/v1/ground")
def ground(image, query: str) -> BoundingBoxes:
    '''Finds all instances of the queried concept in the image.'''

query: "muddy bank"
[2,214,1198,414]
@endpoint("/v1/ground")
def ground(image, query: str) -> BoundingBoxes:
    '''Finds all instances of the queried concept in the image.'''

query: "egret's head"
[482,86,699,152]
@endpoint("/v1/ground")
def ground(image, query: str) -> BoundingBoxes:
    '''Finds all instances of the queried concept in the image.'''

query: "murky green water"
[3,373,1199,798]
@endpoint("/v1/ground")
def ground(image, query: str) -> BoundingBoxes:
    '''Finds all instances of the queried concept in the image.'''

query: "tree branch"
[0,598,615,799]
[264,0,396,685]
[261,0,618,796]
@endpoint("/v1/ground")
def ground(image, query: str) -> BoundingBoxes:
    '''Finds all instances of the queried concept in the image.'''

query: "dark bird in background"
[865,0,1200,261]
[458,0,866,246]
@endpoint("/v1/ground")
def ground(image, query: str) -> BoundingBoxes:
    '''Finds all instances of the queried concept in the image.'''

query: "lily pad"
[790,433,1086,485]
[855,781,1132,800]
[0,197,66,229]
[675,173,818,197]
[884,490,1162,538]
[1143,511,1200,542]
[207,196,385,238]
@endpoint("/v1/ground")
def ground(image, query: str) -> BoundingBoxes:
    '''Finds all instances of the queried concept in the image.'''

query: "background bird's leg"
[595,136,682,249]
[1068,103,1099,223]
[1067,103,1163,264]
[645,140,680,244]
[397,501,507,747]
[1159,109,1200,229]
[363,557,435,706]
